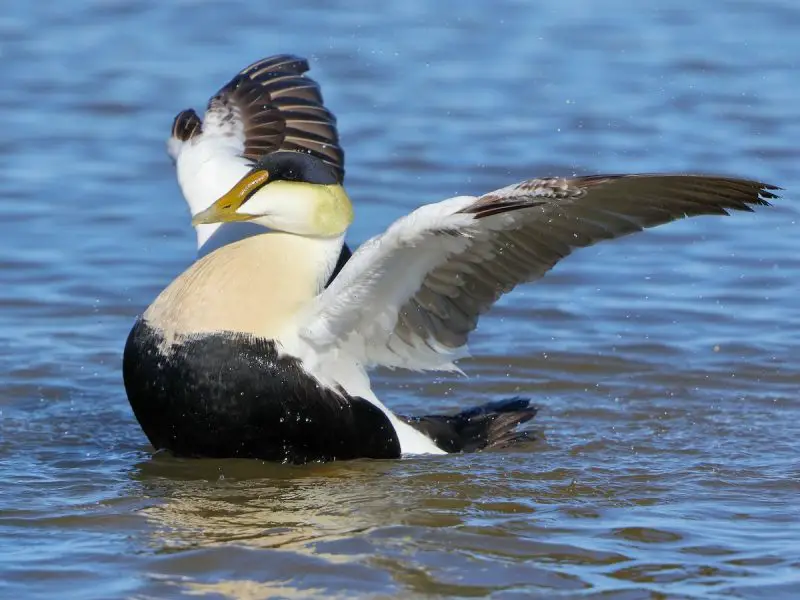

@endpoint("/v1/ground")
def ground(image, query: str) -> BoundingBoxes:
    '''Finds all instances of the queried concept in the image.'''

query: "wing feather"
[301,174,778,371]
[169,54,344,180]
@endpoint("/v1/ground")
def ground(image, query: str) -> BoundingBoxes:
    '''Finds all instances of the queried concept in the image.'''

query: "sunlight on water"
[0,0,798,598]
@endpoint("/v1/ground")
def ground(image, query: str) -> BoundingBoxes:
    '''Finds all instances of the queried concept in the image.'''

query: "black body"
[123,320,401,463]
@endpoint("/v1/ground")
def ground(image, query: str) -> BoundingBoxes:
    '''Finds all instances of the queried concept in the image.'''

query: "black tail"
[400,397,537,454]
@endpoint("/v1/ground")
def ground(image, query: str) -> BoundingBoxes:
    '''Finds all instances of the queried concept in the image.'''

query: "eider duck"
[123,57,779,464]
[166,54,352,276]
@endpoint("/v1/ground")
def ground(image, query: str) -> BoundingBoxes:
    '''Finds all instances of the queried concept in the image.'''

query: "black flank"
[123,320,400,463]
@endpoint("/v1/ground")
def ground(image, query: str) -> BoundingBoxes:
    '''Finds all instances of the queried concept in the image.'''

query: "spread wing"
[300,174,778,371]
[168,54,343,176]
[166,54,345,253]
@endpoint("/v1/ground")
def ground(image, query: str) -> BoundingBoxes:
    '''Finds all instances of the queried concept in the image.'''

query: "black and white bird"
[123,55,779,463]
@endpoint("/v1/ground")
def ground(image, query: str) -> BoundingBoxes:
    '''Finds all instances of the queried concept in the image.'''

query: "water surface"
[1,1,799,598]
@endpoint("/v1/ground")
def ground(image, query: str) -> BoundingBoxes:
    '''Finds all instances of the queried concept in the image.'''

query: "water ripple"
[1,0,799,598]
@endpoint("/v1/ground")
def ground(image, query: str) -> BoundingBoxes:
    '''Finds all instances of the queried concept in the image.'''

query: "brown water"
[1,1,799,598]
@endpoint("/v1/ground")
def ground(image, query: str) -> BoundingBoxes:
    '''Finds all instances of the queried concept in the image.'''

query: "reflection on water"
[1,0,799,597]
[127,441,800,597]
[136,457,404,551]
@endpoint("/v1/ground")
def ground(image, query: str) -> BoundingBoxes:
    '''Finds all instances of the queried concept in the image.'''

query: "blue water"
[1,1,799,598]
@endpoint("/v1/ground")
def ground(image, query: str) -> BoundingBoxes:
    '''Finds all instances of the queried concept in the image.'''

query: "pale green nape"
[255,180,354,237]
[313,183,355,236]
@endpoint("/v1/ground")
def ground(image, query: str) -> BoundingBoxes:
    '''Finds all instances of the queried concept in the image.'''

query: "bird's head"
[192,151,353,237]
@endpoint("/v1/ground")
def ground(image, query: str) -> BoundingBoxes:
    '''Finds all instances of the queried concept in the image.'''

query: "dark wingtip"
[171,108,202,142]
[238,54,310,80]
[757,182,781,203]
